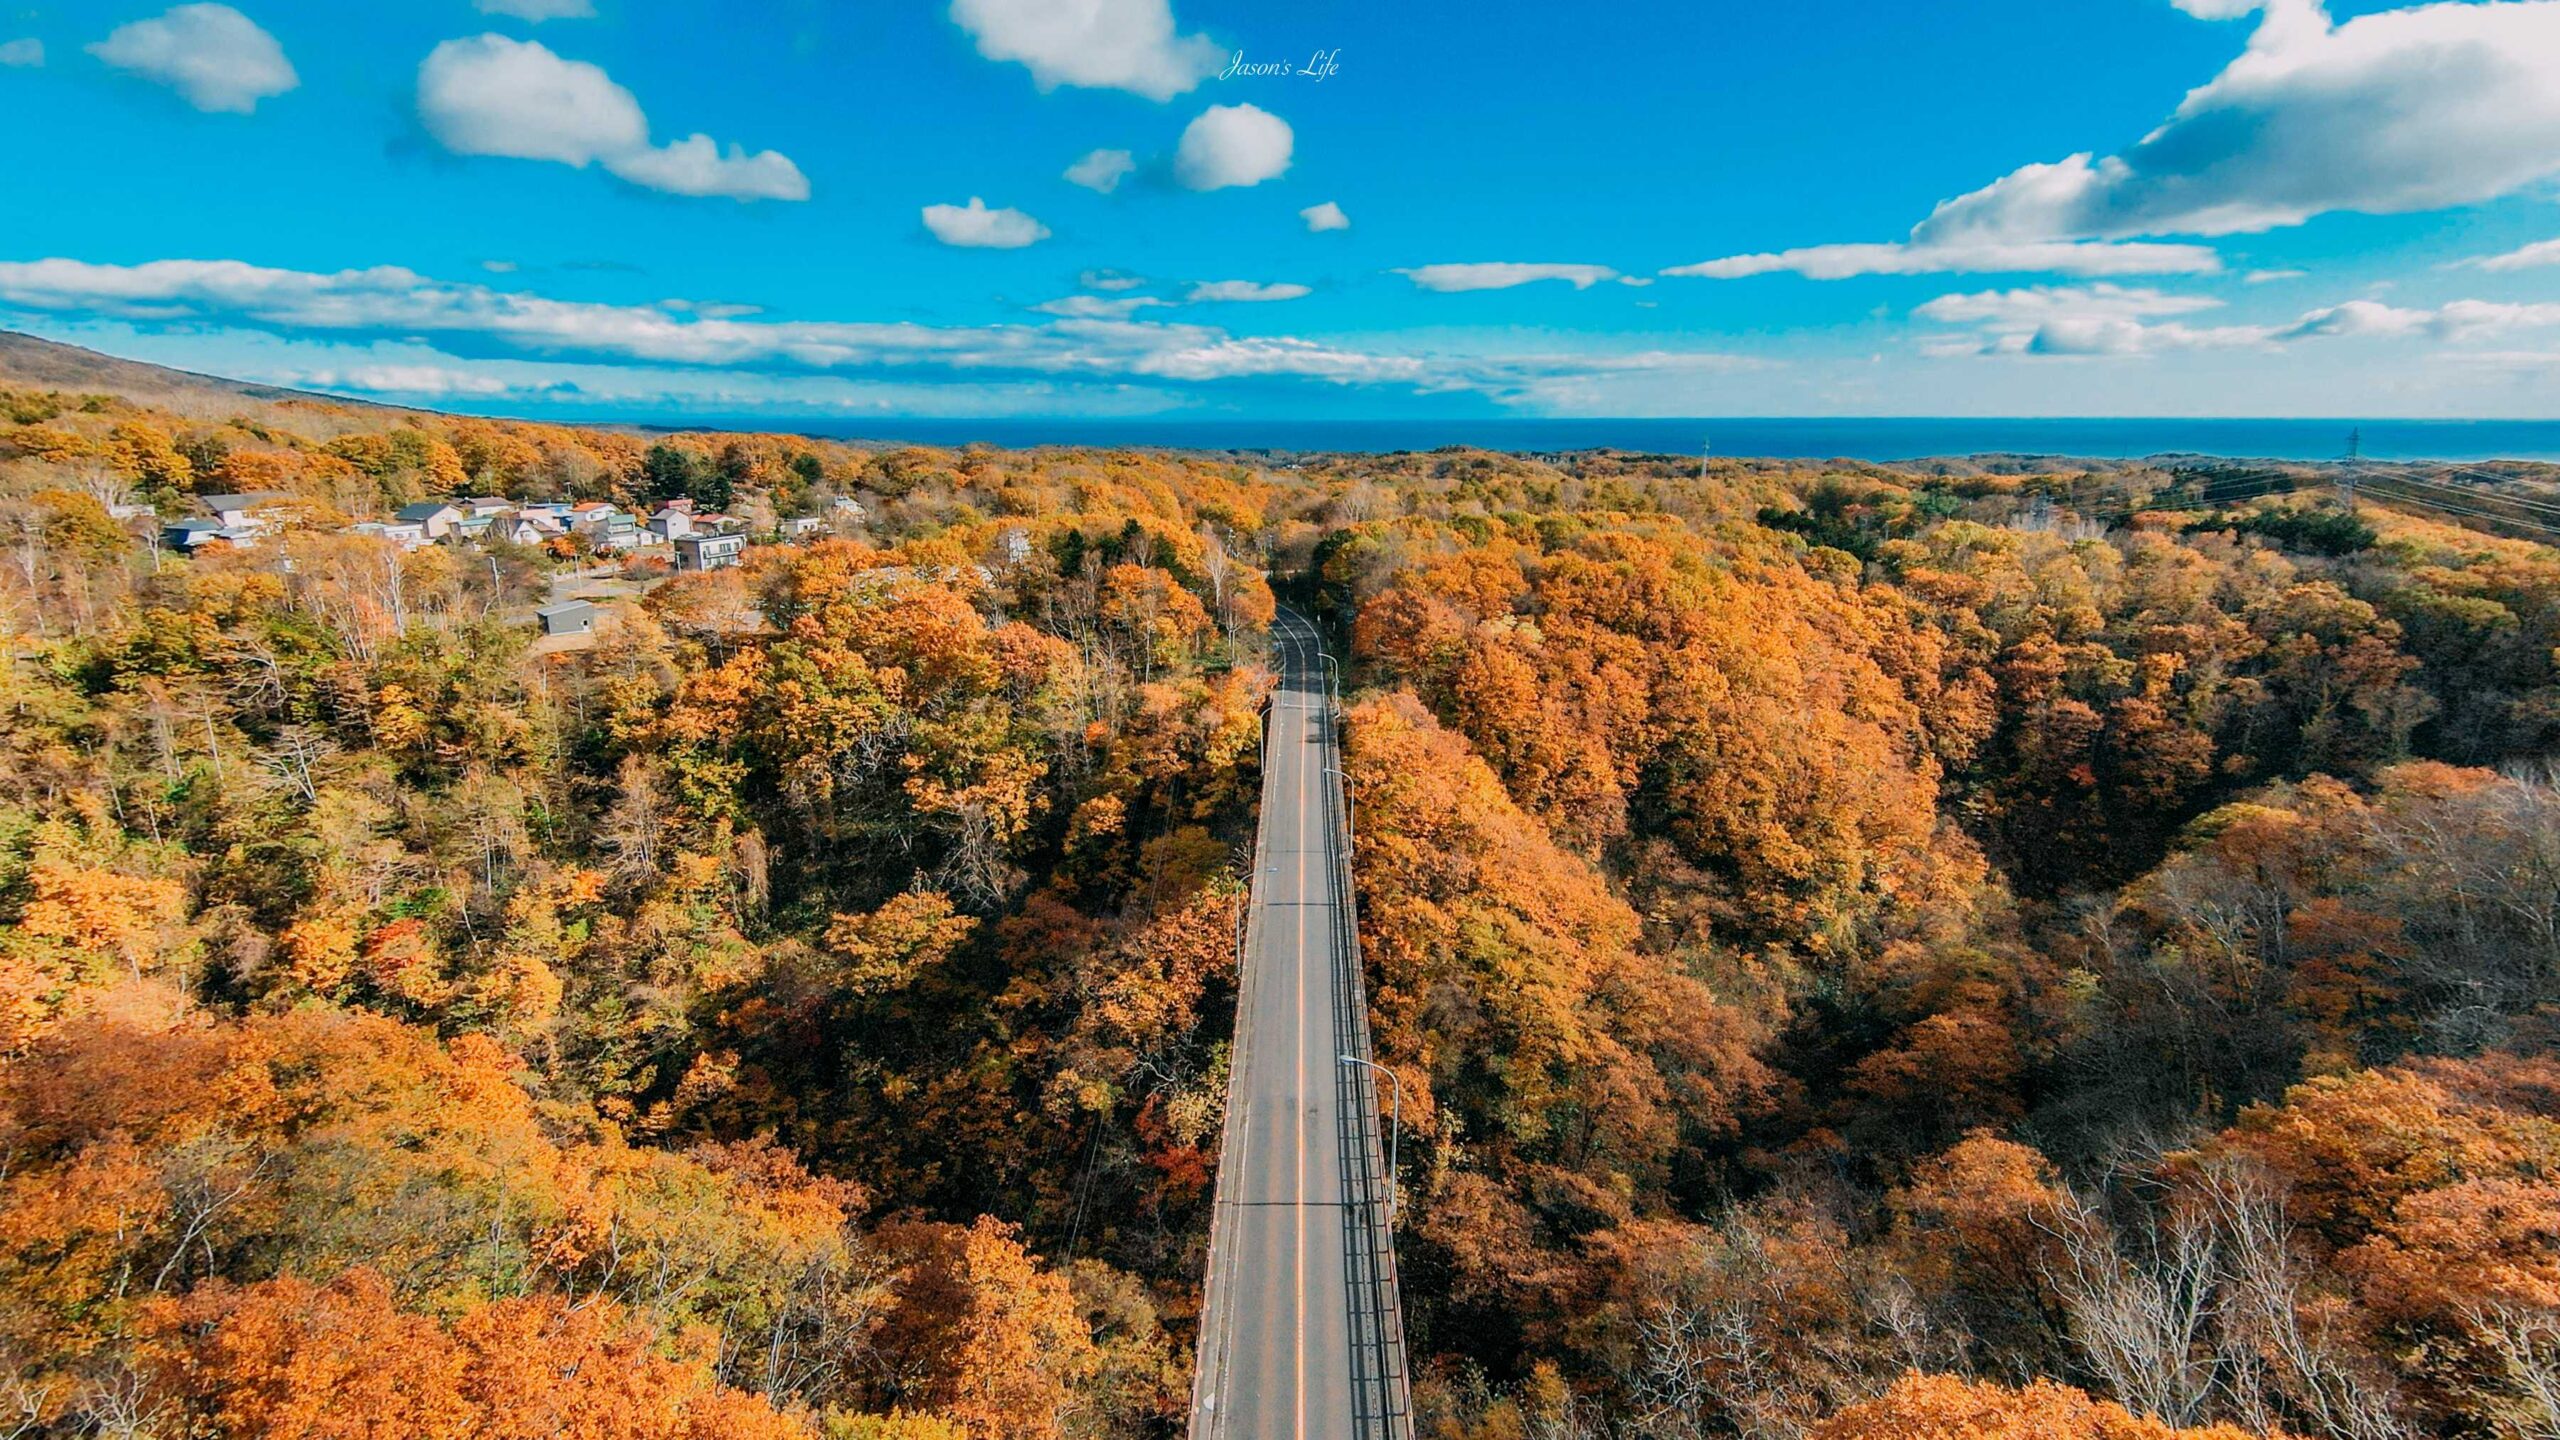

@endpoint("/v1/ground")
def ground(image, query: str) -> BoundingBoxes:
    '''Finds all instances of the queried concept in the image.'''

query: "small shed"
[535,599,596,638]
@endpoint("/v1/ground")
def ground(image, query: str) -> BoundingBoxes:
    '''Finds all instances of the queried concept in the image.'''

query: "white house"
[674,532,746,571]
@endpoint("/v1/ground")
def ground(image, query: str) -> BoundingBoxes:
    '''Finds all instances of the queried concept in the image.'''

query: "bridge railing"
[1320,675,1414,1440]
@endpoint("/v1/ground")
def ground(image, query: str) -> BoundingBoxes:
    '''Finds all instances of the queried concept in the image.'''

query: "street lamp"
[1322,767,1353,834]
[1337,1054,1401,1228]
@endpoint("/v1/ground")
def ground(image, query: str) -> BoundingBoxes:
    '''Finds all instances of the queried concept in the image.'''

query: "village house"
[349,519,428,548]
[494,511,566,547]
[395,501,463,540]
[570,502,638,550]
[646,499,696,545]
[674,531,746,571]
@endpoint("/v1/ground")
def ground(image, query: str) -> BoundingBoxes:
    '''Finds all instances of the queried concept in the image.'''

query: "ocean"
[771,417,2560,464]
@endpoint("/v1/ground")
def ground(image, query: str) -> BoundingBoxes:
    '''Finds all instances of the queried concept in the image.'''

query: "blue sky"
[5,0,2560,419]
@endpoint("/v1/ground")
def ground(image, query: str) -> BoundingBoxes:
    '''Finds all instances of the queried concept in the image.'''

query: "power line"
[2350,472,2560,524]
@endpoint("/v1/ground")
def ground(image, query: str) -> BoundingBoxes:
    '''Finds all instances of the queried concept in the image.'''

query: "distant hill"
[0,329,408,421]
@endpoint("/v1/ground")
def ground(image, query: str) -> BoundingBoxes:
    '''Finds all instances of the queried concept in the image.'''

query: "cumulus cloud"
[286,363,542,397]
[0,38,42,67]
[1666,238,2222,281]
[1915,284,2265,356]
[475,0,596,18]
[0,255,1774,412]
[949,0,1222,101]
[2459,238,2560,272]
[1064,148,1136,194]
[1397,263,1620,292]
[1186,280,1310,302]
[1675,0,2560,284]
[1300,200,1350,232]
[609,135,809,201]
[1918,0,2560,243]
[89,4,297,114]
[2278,298,2560,341]
[416,35,807,201]
[1173,104,1291,190]
[1913,283,2224,327]
[1081,269,1147,291]
[921,197,1050,249]
[1034,293,1170,319]
[1911,282,2560,359]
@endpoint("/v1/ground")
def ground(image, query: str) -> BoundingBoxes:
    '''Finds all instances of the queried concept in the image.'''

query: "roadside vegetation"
[5,374,2560,1439]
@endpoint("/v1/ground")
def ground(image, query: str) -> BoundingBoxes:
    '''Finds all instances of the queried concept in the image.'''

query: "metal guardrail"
[1318,665,1415,1440]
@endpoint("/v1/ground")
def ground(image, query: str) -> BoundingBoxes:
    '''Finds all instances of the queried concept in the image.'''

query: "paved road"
[1192,609,1409,1440]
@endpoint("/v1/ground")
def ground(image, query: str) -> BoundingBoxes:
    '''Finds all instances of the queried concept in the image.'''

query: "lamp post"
[1322,767,1353,834]
[1337,1054,1402,1228]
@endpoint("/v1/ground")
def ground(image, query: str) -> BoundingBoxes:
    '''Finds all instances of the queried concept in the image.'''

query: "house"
[350,519,428,548]
[570,502,638,551]
[395,501,464,540]
[460,496,513,519]
[674,532,746,571]
[535,599,596,638]
[829,496,866,519]
[647,505,694,544]
[494,511,565,547]
[198,492,289,533]
[162,517,231,553]
[779,516,825,541]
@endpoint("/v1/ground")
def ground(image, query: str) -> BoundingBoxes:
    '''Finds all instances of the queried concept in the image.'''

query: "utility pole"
[1699,434,1711,484]
[2340,427,2361,514]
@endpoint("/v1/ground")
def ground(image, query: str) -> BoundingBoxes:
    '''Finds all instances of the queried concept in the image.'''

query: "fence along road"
[1191,607,1411,1440]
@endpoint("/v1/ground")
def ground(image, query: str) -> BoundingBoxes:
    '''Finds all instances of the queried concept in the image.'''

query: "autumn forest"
[5,363,2560,1440]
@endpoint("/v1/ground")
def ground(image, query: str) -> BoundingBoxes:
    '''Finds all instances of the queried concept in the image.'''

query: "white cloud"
[1667,238,2222,281]
[0,38,42,67]
[1300,200,1350,232]
[1675,0,2560,287]
[1081,268,1147,291]
[416,35,806,201]
[1174,104,1291,190]
[2245,268,2307,282]
[475,0,596,19]
[89,4,296,114]
[949,0,1222,101]
[609,135,808,201]
[1916,0,2560,242]
[0,255,1783,410]
[2280,298,2560,341]
[921,197,1049,249]
[1397,263,1619,292]
[1034,293,1170,319]
[1914,283,2224,327]
[286,363,538,397]
[1186,280,1310,302]
[2460,238,2560,272]
[1915,284,2265,357]
[1064,147,1136,194]
[419,34,640,164]
[1909,283,2560,359]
